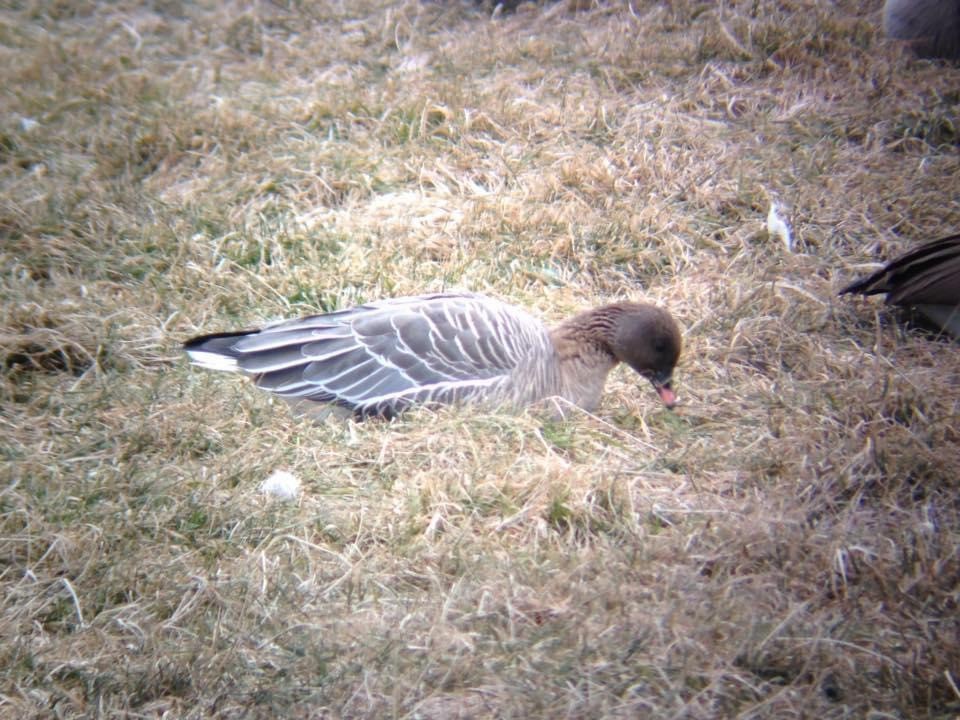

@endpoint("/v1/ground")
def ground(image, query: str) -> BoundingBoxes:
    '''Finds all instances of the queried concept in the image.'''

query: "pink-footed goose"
[184,292,682,420]
[840,233,960,339]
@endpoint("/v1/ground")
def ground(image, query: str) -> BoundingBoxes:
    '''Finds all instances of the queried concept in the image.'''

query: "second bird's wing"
[840,234,960,305]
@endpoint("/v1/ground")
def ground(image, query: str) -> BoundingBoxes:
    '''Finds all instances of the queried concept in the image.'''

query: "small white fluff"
[19,116,39,132]
[260,470,301,501]
[767,202,793,252]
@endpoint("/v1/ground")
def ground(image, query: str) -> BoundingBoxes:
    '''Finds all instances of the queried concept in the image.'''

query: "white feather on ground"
[260,470,301,501]
[767,202,793,252]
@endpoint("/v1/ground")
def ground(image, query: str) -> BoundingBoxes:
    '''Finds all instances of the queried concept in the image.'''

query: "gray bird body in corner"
[841,234,960,339]
[184,292,682,420]
[884,0,960,59]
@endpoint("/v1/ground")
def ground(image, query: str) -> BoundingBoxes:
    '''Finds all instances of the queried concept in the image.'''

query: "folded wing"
[185,292,553,418]
[841,234,960,338]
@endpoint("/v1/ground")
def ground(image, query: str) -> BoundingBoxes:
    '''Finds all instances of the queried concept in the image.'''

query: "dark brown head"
[609,303,682,408]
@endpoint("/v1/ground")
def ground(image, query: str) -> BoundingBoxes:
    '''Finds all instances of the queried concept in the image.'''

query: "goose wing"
[840,234,960,305]
[186,293,552,419]
[840,234,960,339]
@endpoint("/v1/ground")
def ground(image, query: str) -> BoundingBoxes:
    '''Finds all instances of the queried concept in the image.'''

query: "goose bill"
[655,382,677,408]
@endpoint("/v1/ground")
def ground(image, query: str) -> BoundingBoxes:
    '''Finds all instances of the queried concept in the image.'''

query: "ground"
[2,1,959,718]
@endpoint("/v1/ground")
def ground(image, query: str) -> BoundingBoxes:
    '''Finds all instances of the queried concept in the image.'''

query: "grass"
[2,0,960,717]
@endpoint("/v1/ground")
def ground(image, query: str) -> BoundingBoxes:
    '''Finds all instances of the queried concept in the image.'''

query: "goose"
[883,0,960,59]
[840,233,960,338]
[184,292,682,420]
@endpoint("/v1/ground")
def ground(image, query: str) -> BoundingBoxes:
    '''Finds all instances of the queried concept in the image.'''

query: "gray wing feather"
[196,293,552,418]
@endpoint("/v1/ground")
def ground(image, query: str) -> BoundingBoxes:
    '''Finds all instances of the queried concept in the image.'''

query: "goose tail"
[183,331,256,373]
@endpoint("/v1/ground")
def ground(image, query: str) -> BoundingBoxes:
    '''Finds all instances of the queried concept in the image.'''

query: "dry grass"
[2,0,960,717]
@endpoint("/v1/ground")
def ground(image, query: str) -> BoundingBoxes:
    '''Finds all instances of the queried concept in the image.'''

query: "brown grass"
[2,0,960,717]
